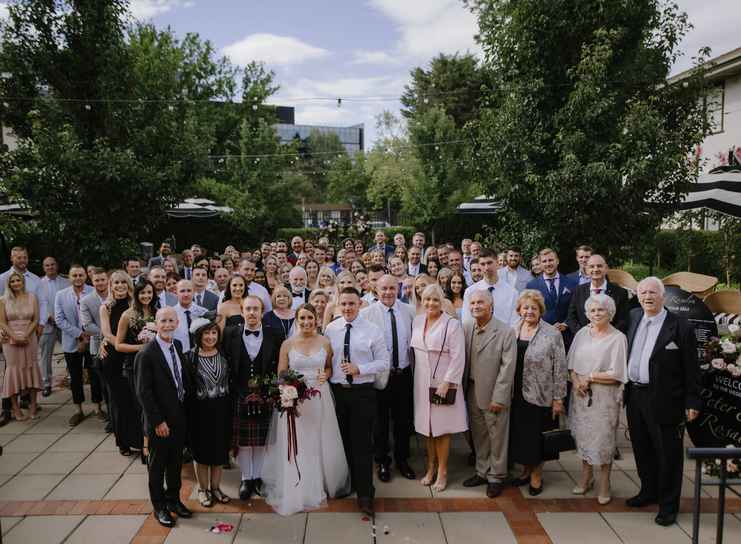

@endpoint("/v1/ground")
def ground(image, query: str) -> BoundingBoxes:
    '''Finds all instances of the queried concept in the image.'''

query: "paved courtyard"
[1,359,740,543]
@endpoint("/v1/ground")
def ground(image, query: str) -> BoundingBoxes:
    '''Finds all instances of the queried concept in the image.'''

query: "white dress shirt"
[461,278,519,327]
[543,273,561,294]
[172,302,207,352]
[242,325,263,360]
[408,262,421,276]
[156,335,184,397]
[380,301,411,370]
[325,315,389,385]
[627,308,667,384]
[39,275,70,330]
[590,280,609,296]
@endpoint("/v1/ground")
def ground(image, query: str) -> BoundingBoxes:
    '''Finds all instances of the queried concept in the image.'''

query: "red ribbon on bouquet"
[284,407,301,485]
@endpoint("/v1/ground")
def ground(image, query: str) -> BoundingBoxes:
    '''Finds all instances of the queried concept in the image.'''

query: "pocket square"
[562,288,570,295]
[665,341,679,350]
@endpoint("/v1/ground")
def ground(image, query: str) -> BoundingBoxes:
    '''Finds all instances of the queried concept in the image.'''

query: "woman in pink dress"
[0,271,42,420]
[411,283,467,492]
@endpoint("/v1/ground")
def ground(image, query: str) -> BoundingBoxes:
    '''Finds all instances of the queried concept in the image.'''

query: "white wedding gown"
[262,347,351,515]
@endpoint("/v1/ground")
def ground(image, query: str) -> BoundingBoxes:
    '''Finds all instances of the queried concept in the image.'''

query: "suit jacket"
[567,270,590,285]
[193,289,219,312]
[526,274,577,326]
[515,319,568,407]
[287,252,300,265]
[222,324,281,397]
[54,285,94,352]
[180,266,193,280]
[134,338,193,437]
[80,291,104,356]
[625,308,701,424]
[147,255,166,269]
[407,262,427,276]
[566,281,630,334]
[462,317,517,410]
[497,266,533,292]
[156,290,177,309]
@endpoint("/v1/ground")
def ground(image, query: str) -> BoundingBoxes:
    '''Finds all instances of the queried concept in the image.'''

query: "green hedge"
[276,226,416,245]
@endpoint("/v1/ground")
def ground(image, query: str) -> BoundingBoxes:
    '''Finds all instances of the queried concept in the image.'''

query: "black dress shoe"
[397,462,416,480]
[253,478,263,496]
[655,512,677,526]
[168,501,192,518]
[378,463,391,482]
[42,386,52,397]
[239,479,254,500]
[462,474,487,487]
[626,494,658,508]
[357,496,374,516]
[528,483,544,496]
[487,482,504,498]
[155,509,175,527]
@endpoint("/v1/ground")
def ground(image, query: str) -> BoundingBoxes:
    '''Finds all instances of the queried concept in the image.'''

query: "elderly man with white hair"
[288,266,311,310]
[461,288,517,498]
[623,276,700,526]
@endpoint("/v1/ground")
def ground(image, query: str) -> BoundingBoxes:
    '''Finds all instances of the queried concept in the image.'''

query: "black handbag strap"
[431,319,450,381]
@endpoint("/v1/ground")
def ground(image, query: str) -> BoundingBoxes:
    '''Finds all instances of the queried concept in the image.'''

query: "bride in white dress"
[261,303,351,515]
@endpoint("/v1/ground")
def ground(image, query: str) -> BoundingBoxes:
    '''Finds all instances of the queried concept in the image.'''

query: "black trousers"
[147,431,185,509]
[93,356,110,410]
[333,383,377,499]
[626,386,684,515]
[374,367,413,465]
[64,351,103,405]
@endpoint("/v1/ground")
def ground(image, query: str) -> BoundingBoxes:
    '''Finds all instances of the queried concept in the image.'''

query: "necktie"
[196,293,202,306]
[389,308,399,370]
[169,344,184,401]
[244,329,260,337]
[488,286,495,294]
[344,323,353,384]
[546,278,556,296]
[629,318,652,383]
[594,288,603,294]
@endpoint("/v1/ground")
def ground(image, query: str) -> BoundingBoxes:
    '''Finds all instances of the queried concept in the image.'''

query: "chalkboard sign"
[664,286,741,449]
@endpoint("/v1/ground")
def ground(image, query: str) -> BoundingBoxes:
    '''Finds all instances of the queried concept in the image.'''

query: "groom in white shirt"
[325,288,389,516]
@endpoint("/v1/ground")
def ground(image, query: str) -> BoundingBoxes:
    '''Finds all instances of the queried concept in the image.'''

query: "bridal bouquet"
[265,370,321,483]
[133,317,157,343]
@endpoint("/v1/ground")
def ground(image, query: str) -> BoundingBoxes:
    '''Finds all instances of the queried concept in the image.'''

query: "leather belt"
[629,381,650,389]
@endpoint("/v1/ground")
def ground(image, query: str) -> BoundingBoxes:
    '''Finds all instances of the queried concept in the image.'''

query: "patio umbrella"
[678,166,741,218]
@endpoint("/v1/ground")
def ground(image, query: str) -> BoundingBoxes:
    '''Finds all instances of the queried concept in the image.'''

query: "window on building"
[705,82,725,134]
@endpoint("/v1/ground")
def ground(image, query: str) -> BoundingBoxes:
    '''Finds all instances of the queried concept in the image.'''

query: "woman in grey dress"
[567,294,627,505]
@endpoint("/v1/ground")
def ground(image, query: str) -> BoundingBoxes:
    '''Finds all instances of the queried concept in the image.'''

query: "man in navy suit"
[566,245,593,285]
[526,248,577,345]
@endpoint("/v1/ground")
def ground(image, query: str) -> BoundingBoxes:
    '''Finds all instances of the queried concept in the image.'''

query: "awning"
[456,195,503,215]
[678,168,741,218]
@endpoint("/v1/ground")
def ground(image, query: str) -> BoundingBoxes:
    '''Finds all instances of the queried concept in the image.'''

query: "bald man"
[566,254,629,334]
[134,307,194,527]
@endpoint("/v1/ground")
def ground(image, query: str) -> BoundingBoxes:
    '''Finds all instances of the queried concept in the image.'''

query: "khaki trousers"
[467,389,510,483]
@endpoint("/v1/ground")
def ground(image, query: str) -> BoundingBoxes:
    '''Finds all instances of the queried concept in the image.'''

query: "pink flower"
[711,358,727,370]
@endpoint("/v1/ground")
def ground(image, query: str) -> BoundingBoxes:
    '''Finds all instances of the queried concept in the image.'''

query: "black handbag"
[428,321,457,405]
[542,428,576,461]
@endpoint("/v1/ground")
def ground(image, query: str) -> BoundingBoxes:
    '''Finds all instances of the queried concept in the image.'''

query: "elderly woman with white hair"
[567,293,628,505]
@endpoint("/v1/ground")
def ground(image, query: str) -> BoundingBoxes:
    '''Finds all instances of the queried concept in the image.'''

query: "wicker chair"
[662,272,718,298]
[607,269,638,292]
[703,290,741,315]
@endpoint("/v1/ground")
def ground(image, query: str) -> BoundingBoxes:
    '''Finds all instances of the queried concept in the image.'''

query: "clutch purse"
[429,387,457,405]
[542,428,576,461]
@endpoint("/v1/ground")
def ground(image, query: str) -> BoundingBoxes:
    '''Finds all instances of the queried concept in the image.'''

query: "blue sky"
[3,0,739,146]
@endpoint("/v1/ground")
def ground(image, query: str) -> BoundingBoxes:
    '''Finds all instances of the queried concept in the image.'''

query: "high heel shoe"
[598,494,612,505]
[572,478,594,495]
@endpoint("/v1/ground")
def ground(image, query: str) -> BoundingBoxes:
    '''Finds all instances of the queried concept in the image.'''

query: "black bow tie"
[292,291,303,297]
[244,329,260,337]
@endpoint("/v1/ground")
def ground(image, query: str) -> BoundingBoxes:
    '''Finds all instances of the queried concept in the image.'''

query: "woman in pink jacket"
[410,283,467,492]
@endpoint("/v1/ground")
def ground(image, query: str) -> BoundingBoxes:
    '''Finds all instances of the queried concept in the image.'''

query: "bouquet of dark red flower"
[265,369,321,483]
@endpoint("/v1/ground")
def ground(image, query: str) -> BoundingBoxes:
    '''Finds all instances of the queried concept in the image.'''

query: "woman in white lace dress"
[261,303,351,515]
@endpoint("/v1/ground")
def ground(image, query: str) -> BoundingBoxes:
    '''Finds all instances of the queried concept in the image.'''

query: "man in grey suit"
[462,289,517,498]
[38,256,70,396]
[55,264,104,426]
[191,267,218,311]
[148,266,177,308]
[147,242,172,269]
[81,267,111,429]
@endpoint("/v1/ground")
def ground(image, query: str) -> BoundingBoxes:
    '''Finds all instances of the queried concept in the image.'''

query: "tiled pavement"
[1,364,740,542]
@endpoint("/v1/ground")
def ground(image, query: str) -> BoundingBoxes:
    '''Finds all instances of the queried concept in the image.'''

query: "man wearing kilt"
[223,295,281,500]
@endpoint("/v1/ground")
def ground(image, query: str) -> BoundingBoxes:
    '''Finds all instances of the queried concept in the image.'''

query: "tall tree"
[467,0,709,259]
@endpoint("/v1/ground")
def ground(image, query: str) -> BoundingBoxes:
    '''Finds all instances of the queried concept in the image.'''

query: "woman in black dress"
[115,278,158,463]
[188,318,232,507]
[218,274,247,330]
[261,285,294,343]
[99,271,142,456]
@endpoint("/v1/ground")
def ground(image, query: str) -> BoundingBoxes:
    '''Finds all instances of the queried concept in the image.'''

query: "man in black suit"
[179,249,193,280]
[134,307,193,527]
[222,295,281,500]
[566,254,630,334]
[406,246,426,276]
[287,266,311,310]
[624,276,700,526]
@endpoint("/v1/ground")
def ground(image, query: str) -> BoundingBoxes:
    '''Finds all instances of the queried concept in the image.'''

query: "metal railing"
[687,447,741,544]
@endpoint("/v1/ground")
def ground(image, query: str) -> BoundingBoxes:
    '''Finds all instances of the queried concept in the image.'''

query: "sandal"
[198,488,213,507]
[12,410,27,422]
[211,488,230,504]
[119,447,132,456]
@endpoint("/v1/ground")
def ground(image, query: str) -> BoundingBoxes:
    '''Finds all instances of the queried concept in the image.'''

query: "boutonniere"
[562,288,570,295]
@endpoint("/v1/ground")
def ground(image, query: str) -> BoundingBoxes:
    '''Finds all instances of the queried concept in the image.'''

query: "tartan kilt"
[232,397,273,447]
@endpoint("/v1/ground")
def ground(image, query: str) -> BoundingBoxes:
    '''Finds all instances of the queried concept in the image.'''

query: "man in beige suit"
[462,289,517,498]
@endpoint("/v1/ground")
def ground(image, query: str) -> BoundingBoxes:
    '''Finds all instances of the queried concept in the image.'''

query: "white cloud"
[130,0,192,19]
[351,50,399,65]
[0,3,9,20]
[222,33,329,66]
[368,0,480,60]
